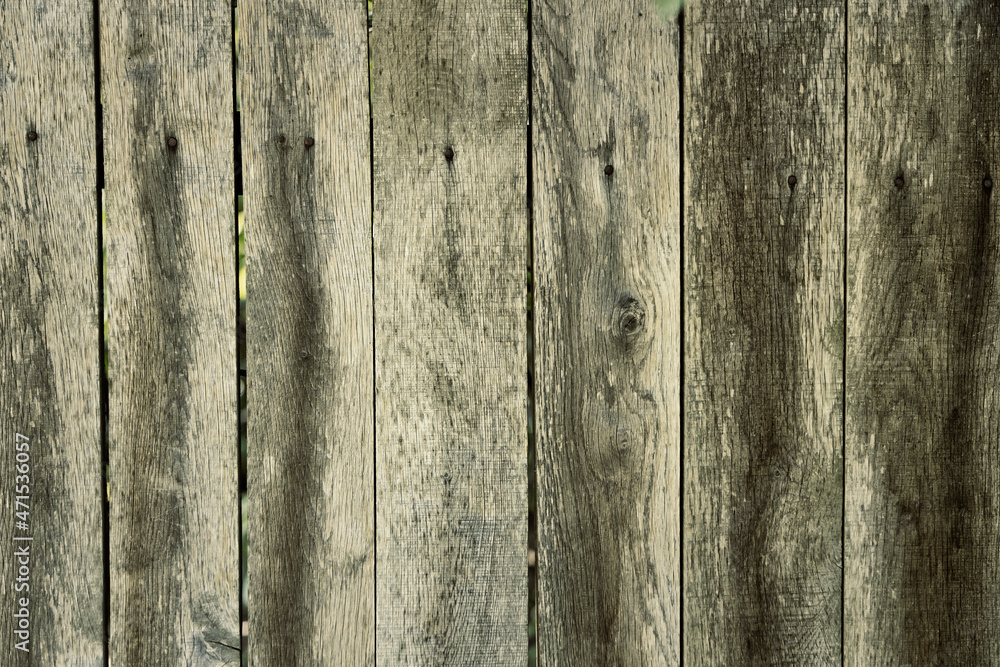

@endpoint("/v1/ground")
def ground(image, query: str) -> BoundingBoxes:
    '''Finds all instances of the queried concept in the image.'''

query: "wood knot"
[613,425,632,454]
[612,296,646,344]
[594,415,645,480]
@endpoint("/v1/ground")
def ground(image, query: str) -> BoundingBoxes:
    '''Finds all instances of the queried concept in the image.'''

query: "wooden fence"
[1,0,998,664]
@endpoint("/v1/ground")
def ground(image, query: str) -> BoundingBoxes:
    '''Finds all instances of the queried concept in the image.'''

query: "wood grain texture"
[684,1,845,663]
[239,0,374,663]
[532,1,680,664]
[102,0,239,663]
[846,2,1000,663]
[372,0,527,663]
[0,1,103,664]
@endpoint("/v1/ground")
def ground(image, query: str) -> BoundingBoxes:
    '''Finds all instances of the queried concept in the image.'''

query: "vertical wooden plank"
[372,0,527,662]
[102,0,239,662]
[684,1,845,663]
[240,0,374,663]
[0,2,103,663]
[532,0,680,664]
[846,2,1000,663]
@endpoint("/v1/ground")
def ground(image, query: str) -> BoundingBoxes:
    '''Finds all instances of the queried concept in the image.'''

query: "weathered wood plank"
[0,2,103,663]
[532,0,680,664]
[372,0,528,662]
[684,1,845,663]
[102,0,239,663]
[845,2,1000,663]
[239,0,374,663]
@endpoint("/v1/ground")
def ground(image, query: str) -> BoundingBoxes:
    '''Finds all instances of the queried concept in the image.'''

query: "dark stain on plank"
[253,42,335,655]
[904,156,995,665]
[3,164,67,658]
[122,62,191,665]
[687,2,843,663]
[422,151,469,316]
[848,4,1000,660]
[726,189,806,665]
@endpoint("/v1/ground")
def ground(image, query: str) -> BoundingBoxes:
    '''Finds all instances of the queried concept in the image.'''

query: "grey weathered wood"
[372,0,527,662]
[684,1,845,663]
[239,0,374,663]
[102,0,239,663]
[845,2,1000,663]
[0,2,103,664]
[532,0,680,664]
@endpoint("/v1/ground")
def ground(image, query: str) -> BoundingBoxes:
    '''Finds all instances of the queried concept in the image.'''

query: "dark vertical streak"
[93,0,109,659]
[526,1,537,664]
[726,202,805,662]
[841,2,847,664]
[124,118,192,667]
[230,2,244,663]
[677,9,684,665]
[264,134,325,663]
[366,0,376,651]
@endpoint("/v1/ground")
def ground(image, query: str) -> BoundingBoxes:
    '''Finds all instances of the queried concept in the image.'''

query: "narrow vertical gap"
[366,0,376,643]
[93,0,108,660]
[841,3,848,665]
[231,1,246,664]
[677,7,685,666]
[526,1,538,665]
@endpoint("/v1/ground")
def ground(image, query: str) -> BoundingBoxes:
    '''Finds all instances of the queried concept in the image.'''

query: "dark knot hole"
[621,312,641,334]
[613,296,646,341]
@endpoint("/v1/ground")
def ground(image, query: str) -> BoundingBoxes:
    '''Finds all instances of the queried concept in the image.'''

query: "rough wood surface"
[239,0,374,663]
[0,1,103,664]
[684,1,845,663]
[532,1,680,664]
[846,2,1000,663]
[102,0,239,663]
[372,0,528,662]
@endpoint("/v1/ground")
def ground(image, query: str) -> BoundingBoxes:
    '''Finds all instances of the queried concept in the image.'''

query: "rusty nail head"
[605,164,614,176]
[27,130,38,142]
[788,175,797,188]
[444,147,454,161]
[985,177,993,189]
[304,137,315,147]
[167,136,178,148]
[895,176,904,189]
